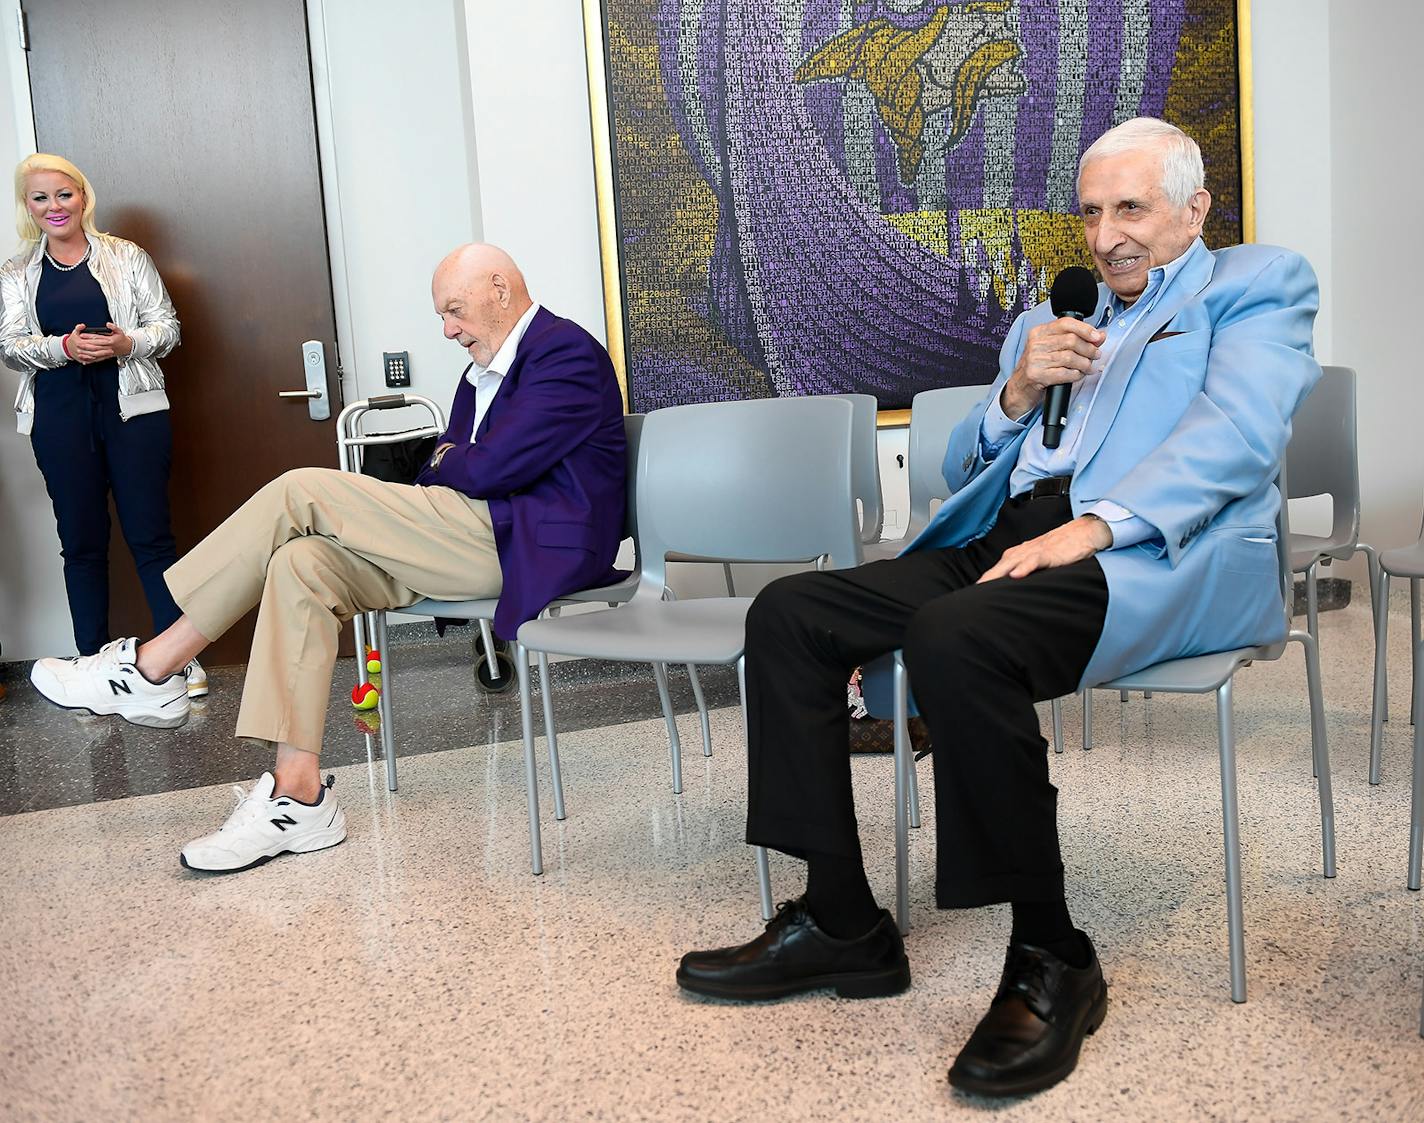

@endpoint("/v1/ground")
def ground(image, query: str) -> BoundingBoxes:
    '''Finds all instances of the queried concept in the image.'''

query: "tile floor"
[1,598,1421,1121]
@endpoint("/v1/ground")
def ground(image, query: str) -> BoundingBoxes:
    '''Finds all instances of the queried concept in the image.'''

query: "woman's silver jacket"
[0,231,181,434]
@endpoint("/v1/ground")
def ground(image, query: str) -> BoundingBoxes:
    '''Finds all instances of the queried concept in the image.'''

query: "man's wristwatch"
[1080,511,1113,546]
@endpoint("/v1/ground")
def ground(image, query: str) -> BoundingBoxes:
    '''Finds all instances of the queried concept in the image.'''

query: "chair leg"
[536,651,566,822]
[1370,572,1392,787]
[1292,628,1336,878]
[1406,577,1418,725]
[373,611,398,793]
[907,748,922,829]
[476,618,500,688]
[353,612,371,690]
[1050,696,1064,754]
[651,661,683,795]
[1305,561,1320,643]
[738,655,774,920]
[1410,646,1424,892]
[514,642,543,876]
[1120,690,1129,703]
[1359,544,1385,721]
[1082,689,1094,750]
[687,664,712,757]
[722,562,737,597]
[1215,678,1247,1003]
[893,653,911,936]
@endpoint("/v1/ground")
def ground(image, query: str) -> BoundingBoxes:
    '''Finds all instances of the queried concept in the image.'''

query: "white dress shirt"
[978,248,1195,548]
[465,301,541,438]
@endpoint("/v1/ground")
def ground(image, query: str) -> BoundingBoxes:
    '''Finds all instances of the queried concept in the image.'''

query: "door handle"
[278,340,331,421]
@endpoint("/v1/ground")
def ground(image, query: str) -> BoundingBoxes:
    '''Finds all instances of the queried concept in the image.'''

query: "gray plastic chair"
[1368,501,1424,887]
[357,416,712,875]
[667,392,882,595]
[516,396,863,906]
[1083,367,1374,753]
[858,382,1078,754]
[1286,368,1382,706]
[862,385,988,564]
[882,467,1335,1000]
[861,385,991,833]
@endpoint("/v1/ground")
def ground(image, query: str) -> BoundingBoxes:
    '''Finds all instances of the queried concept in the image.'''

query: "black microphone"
[1042,266,1099,450]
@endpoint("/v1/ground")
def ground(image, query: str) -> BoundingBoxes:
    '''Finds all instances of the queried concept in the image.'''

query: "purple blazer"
[414,307,626,639]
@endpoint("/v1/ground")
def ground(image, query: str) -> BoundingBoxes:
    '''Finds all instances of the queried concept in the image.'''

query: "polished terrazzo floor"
[1,595,1422,1121]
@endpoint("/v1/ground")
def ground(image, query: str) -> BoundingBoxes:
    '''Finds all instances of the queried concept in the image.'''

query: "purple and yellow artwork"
[593,0,1245,411]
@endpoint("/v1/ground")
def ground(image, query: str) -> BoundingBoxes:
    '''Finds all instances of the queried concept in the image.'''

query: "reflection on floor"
[1,601,1421,1120]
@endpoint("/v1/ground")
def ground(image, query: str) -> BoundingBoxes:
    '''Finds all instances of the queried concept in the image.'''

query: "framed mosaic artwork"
[583,0,1253,419]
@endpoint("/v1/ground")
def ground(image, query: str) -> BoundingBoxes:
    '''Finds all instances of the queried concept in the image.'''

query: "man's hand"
[977,515,1113,584]
[999,317,1106,419]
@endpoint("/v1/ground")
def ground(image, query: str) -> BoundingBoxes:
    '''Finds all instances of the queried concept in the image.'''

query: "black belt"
[1017,476,1072,501]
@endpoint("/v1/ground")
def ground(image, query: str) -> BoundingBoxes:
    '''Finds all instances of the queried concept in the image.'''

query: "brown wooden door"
[24,0,341,664]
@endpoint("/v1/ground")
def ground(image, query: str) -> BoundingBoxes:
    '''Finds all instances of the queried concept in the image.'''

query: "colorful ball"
[351,682,380,710]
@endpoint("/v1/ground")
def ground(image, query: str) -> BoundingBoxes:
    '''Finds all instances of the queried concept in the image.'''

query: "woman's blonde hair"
[14,153,101,245]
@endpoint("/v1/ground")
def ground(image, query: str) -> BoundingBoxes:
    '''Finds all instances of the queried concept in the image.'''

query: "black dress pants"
[744,493,1109,908]
[31,365,181,655]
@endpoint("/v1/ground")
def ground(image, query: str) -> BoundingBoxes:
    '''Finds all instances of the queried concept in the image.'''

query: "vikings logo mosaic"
[596,0,1244,410]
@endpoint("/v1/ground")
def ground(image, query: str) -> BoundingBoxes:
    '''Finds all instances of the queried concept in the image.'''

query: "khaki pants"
[165,467,502,755]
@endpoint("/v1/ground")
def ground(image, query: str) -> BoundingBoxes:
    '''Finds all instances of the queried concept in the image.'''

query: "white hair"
[1077,117,1205,207]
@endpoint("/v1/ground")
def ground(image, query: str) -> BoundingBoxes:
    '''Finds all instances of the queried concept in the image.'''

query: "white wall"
[462,2,605,340]
[0,0,69,659]
[1328,0,1424,561]
[1251,0,1333,364]
[309,0,481,414]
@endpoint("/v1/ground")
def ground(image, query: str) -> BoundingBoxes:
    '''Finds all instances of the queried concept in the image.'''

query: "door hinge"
[16,6,29,51]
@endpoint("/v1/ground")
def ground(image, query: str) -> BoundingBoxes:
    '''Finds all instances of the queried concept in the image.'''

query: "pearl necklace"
[44,244,90,272]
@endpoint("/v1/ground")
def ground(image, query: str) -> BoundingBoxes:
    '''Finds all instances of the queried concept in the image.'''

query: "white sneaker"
[180,772,347,873]
[30,637,190,729]
[184,658,209,698]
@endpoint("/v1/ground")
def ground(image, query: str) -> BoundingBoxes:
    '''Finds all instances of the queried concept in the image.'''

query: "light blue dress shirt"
[977,249,1195,548]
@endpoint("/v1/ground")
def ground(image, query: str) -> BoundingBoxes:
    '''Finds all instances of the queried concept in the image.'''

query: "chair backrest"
[1284,365,1360,546]
[633,397,861,597]
[904,385,989,539]
[1272,461,1294,624]
[826,393,884,544]
[621,413,644,544]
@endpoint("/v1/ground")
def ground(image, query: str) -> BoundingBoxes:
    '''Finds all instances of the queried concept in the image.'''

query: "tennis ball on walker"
[365,648,383,674]
[351,682,380,710]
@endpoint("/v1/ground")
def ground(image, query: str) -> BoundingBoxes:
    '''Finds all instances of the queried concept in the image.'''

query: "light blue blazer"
[901,238,1321,690]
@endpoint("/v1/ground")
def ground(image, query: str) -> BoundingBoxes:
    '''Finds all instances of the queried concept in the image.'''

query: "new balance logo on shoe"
[270,814,298,831]
[109,679,132,696]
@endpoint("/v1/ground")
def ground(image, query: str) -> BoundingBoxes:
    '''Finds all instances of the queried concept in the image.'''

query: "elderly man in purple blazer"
[29,243,627,874]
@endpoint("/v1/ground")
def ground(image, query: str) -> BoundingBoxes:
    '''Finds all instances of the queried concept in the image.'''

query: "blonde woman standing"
[0,154,204,695]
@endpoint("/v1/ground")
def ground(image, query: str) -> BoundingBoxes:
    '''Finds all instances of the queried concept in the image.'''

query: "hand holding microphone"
[1042,267,1100,449]
[999,267,1103,446]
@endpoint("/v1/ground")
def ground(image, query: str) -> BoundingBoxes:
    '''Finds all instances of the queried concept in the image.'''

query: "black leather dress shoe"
[947,932,1107,1097]
[676,897,911,1001]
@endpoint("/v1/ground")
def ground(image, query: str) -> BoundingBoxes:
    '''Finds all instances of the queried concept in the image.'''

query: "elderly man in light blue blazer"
[678,118,1321,1098]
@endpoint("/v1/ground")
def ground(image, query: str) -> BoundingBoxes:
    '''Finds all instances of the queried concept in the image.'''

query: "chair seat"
[1289,532,1355,572]
[404,576,640,623]
[405,595,500,620]
[557,575,640,606]
[1380,540,1424,577]
[518,597,754,664]
[1097,642,1284,694]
